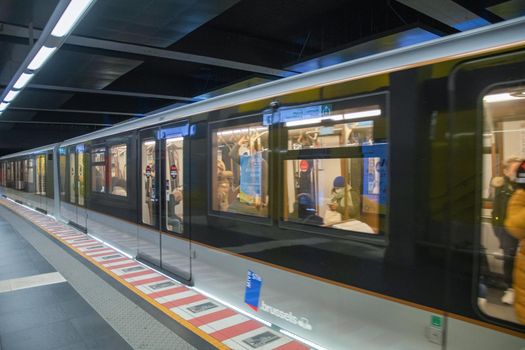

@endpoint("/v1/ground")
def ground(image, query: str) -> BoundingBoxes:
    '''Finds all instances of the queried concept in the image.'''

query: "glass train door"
[138,127,161,266]
[159,123,191,283]
[138,123,191,283]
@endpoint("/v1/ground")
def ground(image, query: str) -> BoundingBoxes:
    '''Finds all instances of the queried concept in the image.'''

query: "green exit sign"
[431,315,443,328]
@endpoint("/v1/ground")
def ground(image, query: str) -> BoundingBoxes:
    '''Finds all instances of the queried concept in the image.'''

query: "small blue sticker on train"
[245,270,263,311]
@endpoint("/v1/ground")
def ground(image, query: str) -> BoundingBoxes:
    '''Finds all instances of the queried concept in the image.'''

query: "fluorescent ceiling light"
[51,0,94,37]
[286,115,343,127]
[28,46,58,71]
[4,90,20,102]
[483,92,522,103]
[143,140,156,146]
[13,73,34,89]
[0,102,9,111]
[166,137,184,143]
[344,109,381,120]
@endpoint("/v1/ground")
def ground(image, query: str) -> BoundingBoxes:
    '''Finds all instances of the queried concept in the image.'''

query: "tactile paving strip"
[0,198,310,350]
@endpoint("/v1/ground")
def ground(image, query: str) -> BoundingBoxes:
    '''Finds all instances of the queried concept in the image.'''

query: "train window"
[165,137,183,233]
[281,97,387,236]
[109,144,127,197]
[59,148,67,200]
[77,145,85,206]
[27,158,34,188]
[479,85,525,324]
[141,139,156,225]
[211,121,269,218]
[36,155,46,196]
[91,147,106,193]
[287,110,379,150]
[69,151,75,202]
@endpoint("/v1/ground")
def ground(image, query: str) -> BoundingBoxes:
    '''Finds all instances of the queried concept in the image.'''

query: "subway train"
[2,17,525,350]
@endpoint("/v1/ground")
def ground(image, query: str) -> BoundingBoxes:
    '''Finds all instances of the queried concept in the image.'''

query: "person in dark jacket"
[492,157,522,304]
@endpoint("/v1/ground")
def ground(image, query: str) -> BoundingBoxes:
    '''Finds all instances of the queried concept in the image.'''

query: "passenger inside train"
[212,124,269,217]
[283,105,387,235]
[480,85,525,324]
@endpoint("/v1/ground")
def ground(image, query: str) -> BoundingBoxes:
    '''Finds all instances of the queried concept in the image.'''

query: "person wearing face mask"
[327,176,359,221]
[504,160,525,324]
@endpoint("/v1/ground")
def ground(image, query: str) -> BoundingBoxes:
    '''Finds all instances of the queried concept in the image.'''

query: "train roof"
[4,16,525,154]
[0,143,58,160]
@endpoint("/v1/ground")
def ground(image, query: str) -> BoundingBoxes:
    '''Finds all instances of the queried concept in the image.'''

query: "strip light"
[51,0,95,37]
[13,73,34,89]
[28,46,58,71]
[4,90,20,103]
[0,102,9,111]
[344,108,381,120]
[286,115,343,127]
[483,92,522,103]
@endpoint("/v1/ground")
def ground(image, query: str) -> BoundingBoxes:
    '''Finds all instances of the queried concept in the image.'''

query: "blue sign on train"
[245,270,263,311]
[262,103,332,125]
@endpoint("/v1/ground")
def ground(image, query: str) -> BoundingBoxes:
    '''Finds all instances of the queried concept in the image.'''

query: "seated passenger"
[168,188,183,231]
[111,177,127,196]
[327,176,359,221]
[289,193,323,225]
[217,170,234,211]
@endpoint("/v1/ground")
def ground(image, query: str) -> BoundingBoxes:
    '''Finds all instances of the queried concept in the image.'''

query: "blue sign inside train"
[263,104,332,125]
[245,270,263,311]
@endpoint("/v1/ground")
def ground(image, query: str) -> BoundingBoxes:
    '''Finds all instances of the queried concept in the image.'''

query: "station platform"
[0,197,310,350]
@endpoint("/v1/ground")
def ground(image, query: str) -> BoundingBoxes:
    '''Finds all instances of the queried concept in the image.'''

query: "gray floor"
[0,217,133,350]
[0,205,207,350]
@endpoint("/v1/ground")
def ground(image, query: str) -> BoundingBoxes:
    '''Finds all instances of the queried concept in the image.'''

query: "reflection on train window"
[283,156,386,234]
[109,144,127,197]
[165,137,183,233]
[479,86,525,325]
[77,145,85,206]
[27,158,34,193]
[287,107,380,150]
[91,148,106,193]
[69,151,75,202]
[59,149,66,200]
[141,139,156,225]
[211,122,269,217]
[36,155,46,196]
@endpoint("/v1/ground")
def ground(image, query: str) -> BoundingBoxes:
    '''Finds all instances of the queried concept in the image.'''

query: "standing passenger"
[504,160,525,324]
[492,157,521,304]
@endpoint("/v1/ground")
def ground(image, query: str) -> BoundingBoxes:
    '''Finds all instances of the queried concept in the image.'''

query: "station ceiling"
[0,0,524,154]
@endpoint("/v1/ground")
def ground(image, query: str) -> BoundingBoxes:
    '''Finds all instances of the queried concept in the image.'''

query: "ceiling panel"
[33,49,144,89]
[0,0,59,29]
[73,0,240,48]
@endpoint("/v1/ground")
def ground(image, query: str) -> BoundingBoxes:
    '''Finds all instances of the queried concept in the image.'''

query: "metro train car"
[2,17,525,350]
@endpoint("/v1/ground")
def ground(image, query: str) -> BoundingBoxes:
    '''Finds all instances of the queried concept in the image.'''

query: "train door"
[159,123,191,283]
[447,51,525,348]
[138,124,191,283]
[138,127,161,266]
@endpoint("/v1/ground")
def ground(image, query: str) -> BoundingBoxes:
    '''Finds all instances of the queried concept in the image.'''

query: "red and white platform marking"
[0,198,311,350]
